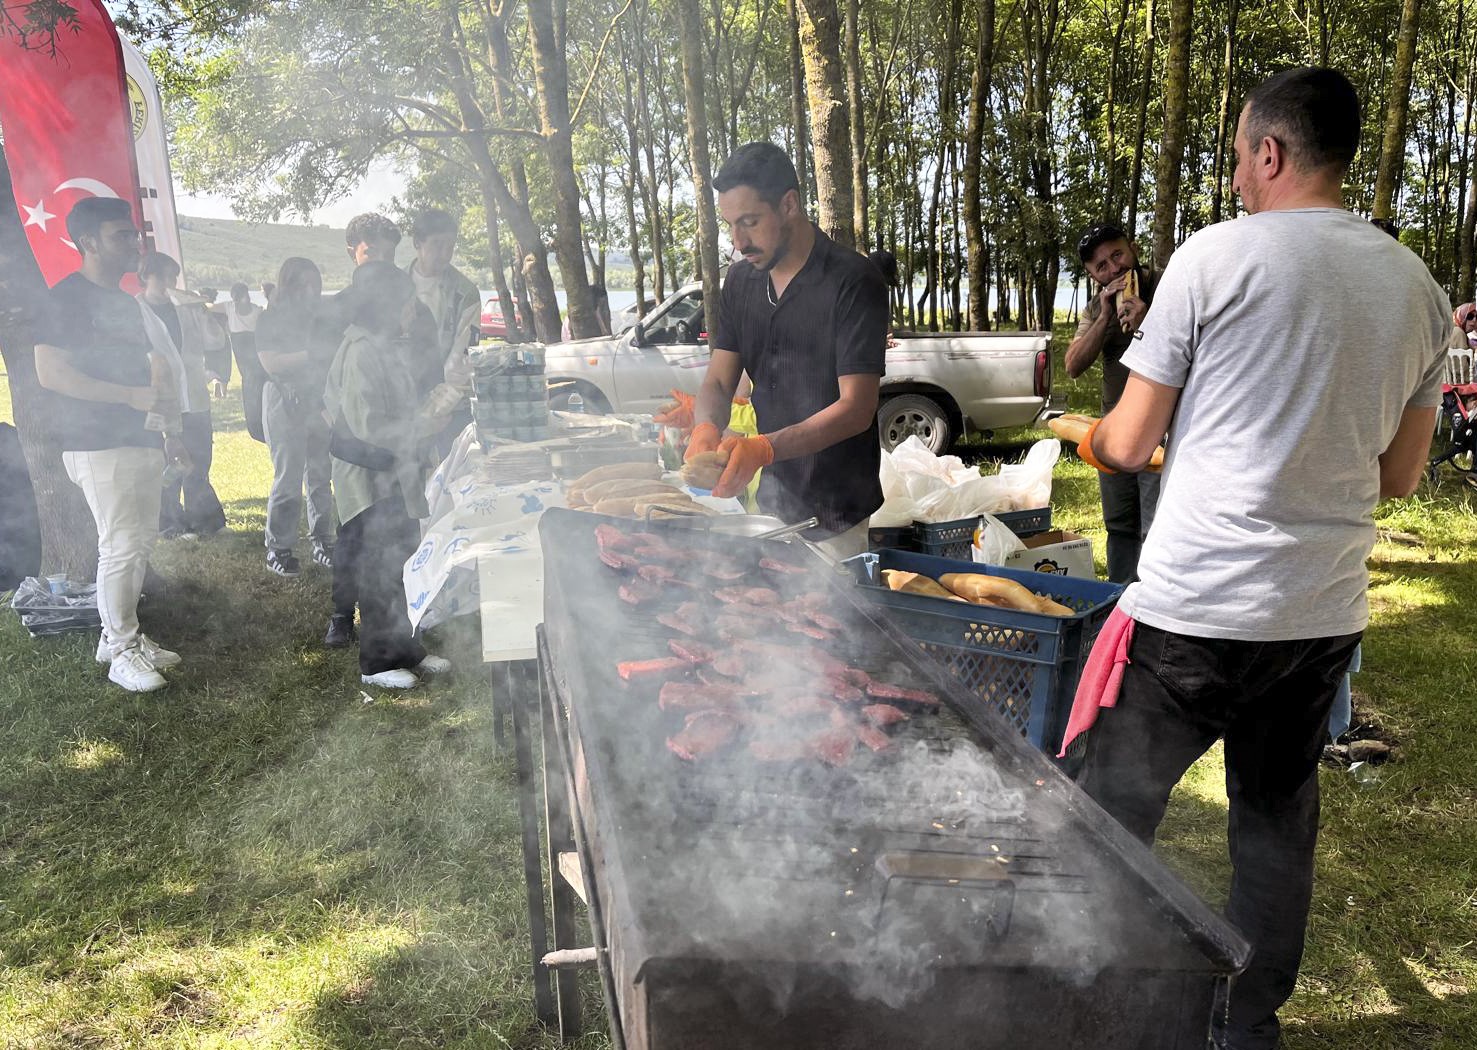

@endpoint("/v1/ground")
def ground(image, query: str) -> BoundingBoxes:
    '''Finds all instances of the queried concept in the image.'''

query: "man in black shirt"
[1066,223,1162,583]
[34,197,187,692]
[687,142,888,559]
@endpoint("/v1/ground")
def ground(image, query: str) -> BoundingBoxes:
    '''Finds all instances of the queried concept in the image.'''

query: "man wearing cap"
[1065,223,1161,583]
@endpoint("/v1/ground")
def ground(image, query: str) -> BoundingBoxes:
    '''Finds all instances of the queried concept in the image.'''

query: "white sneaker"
[414,654,452,676]
[109,647,167,692]
[361,668,420,689]
[96,635,180,669]
[138,635,181,669]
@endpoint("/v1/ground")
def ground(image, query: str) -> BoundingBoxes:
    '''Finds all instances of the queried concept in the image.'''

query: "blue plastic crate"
[849,550,1122,762]
[912,507,1051,560]
[867,525,916,552]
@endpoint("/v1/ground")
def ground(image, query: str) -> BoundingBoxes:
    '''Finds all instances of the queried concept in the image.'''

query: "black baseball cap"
[1077,223,1129,262]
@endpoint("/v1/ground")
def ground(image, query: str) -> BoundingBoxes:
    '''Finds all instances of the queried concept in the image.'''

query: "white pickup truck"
[543,283,1051,452]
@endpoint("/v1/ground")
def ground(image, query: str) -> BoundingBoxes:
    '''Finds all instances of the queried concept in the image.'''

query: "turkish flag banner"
[0,1,143,286]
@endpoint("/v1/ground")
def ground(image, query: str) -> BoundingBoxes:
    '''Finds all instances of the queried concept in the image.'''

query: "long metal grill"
[536,508,1249,1050]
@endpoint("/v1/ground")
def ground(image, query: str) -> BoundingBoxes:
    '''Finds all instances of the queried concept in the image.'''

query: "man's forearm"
[694,373,737,432]
[1065,311,1113,378]
[766,397,876,461]
[35,346,147,408]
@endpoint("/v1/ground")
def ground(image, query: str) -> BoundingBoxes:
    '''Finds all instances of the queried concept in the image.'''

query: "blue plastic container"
[912,507,1052,560]
[849,550,1123,762]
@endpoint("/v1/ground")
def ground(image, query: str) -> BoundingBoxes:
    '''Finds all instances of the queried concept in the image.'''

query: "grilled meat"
[759,557,809,576]
[861,703,910,727]
[659,681,745,711]
[809,727,856,767]
[787,622,833,641]
[807,610,845,631]
[656,611,700,636]
[855,724,894,752]
[618,579,662,605]
[865,681,941,706]
[714,586,781,606]
[668,638,716,666]
[616,656,690,682]
[667,710,741,761]
[594,523,637,553]
[599,549,639,571]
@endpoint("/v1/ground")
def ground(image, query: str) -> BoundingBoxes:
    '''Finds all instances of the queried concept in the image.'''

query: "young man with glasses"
[1066,223,1161,583]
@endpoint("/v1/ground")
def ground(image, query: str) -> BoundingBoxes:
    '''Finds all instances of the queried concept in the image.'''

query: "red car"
[479,298,524,339]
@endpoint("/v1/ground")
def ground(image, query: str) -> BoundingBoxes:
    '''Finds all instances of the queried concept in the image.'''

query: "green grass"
[2,324,1477,1047]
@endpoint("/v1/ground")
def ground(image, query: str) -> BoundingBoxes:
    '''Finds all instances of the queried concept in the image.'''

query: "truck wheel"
[878,394,952,453]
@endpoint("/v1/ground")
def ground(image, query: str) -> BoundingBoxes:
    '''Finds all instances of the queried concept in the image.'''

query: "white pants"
[64,447,163,657]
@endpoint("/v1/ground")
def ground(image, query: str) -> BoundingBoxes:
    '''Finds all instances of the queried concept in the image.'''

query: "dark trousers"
[160,411,227,536]
[331,519,358,619]
[1099,469,1160,583]
[1077,623,1362,1050]
[337,498,424,676]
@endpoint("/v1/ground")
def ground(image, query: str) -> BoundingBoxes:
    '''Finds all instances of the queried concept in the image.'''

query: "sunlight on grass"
[61,736,125,770]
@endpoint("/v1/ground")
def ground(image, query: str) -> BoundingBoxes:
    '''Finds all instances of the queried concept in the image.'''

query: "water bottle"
[568,392,584,414]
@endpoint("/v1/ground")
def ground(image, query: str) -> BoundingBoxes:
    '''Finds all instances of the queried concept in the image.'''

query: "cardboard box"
[999,530,1095,578]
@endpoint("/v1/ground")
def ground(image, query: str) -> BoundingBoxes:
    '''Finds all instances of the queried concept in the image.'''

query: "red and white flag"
[0,0,143,287]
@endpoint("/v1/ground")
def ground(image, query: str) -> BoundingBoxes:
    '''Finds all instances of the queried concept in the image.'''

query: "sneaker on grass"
[323,614,356,648]
[361,668,419,689]
[415,654,452,676]
[267,549,301,577]
[95,634,180,669]
[109,647,167,692]
[311,542,334,568]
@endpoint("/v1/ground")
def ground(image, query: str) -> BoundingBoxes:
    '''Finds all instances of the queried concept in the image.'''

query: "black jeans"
[1077,623,1362,1050]
[160,411,227,535]
[1099,469,1160,583]
[337,497,425,676]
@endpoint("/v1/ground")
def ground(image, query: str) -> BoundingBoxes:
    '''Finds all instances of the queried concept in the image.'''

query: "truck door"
[612,287,710,413]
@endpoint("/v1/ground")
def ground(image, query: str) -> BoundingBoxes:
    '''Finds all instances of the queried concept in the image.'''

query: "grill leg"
[503,659,556,1028]
[489,664,508,748]
[539,660,585,1040]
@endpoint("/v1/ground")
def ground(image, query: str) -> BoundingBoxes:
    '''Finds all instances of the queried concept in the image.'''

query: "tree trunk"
[617,26,647,317]
[1151,0,1193,265]
[921,0,963,329]
[1127,0,1158,239]
[0,144,98,578]
[635,0,667,300]
[787,0,811,196]
[1372,0,1423,220]
[1210,0,1239,225]
[843,0,867,247]
[1103,0,1132,218]
[963,0,997,330]
[479,184,524,343]
[798,0,857,248]
[1460,29,1477,303]
[527,0,596,336]
[675,0,724,337]
[473,0,560,340]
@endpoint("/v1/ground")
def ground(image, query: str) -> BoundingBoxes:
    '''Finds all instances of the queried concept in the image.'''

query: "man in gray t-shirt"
[1074,68,1450,1050]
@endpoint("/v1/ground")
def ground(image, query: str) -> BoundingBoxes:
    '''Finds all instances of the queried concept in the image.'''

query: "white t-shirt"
[1118,208,1451,641]
[224,301,260,333]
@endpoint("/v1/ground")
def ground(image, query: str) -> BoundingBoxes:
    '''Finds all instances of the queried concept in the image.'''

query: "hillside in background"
[178,215,354,291]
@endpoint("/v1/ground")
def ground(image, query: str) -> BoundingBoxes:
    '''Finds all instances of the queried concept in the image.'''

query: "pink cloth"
[1057,606,1136,757]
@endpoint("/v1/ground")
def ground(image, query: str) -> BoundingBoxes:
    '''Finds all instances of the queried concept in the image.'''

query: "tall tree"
[843,0,867,246]
[1127,0,1158,239]
[675,0,723,336]
[1151,0,1194,263]
[787,0,811,194]
[963,0,998,330]
[1373,0,1424,220]
[797,0,856,248]
[526,0,596,336]
[1209,0,1240,225]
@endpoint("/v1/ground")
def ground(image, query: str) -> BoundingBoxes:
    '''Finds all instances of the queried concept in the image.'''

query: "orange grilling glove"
[712,434,774,498]
[684,422,722,462]
[1075,417,1118,475]
[652,388,695,429]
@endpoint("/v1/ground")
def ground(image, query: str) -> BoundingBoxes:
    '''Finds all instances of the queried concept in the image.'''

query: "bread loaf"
[680,450,729,490]
[882,570,968,602]
[569,461,664,489]
[579,478,678,504]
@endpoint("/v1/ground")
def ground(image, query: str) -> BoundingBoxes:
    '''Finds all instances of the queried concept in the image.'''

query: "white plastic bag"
[971,514,1027,564]
[872,436,1061,526]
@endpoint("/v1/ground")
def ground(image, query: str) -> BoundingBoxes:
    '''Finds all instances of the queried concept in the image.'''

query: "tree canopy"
[146,0,1477,331]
